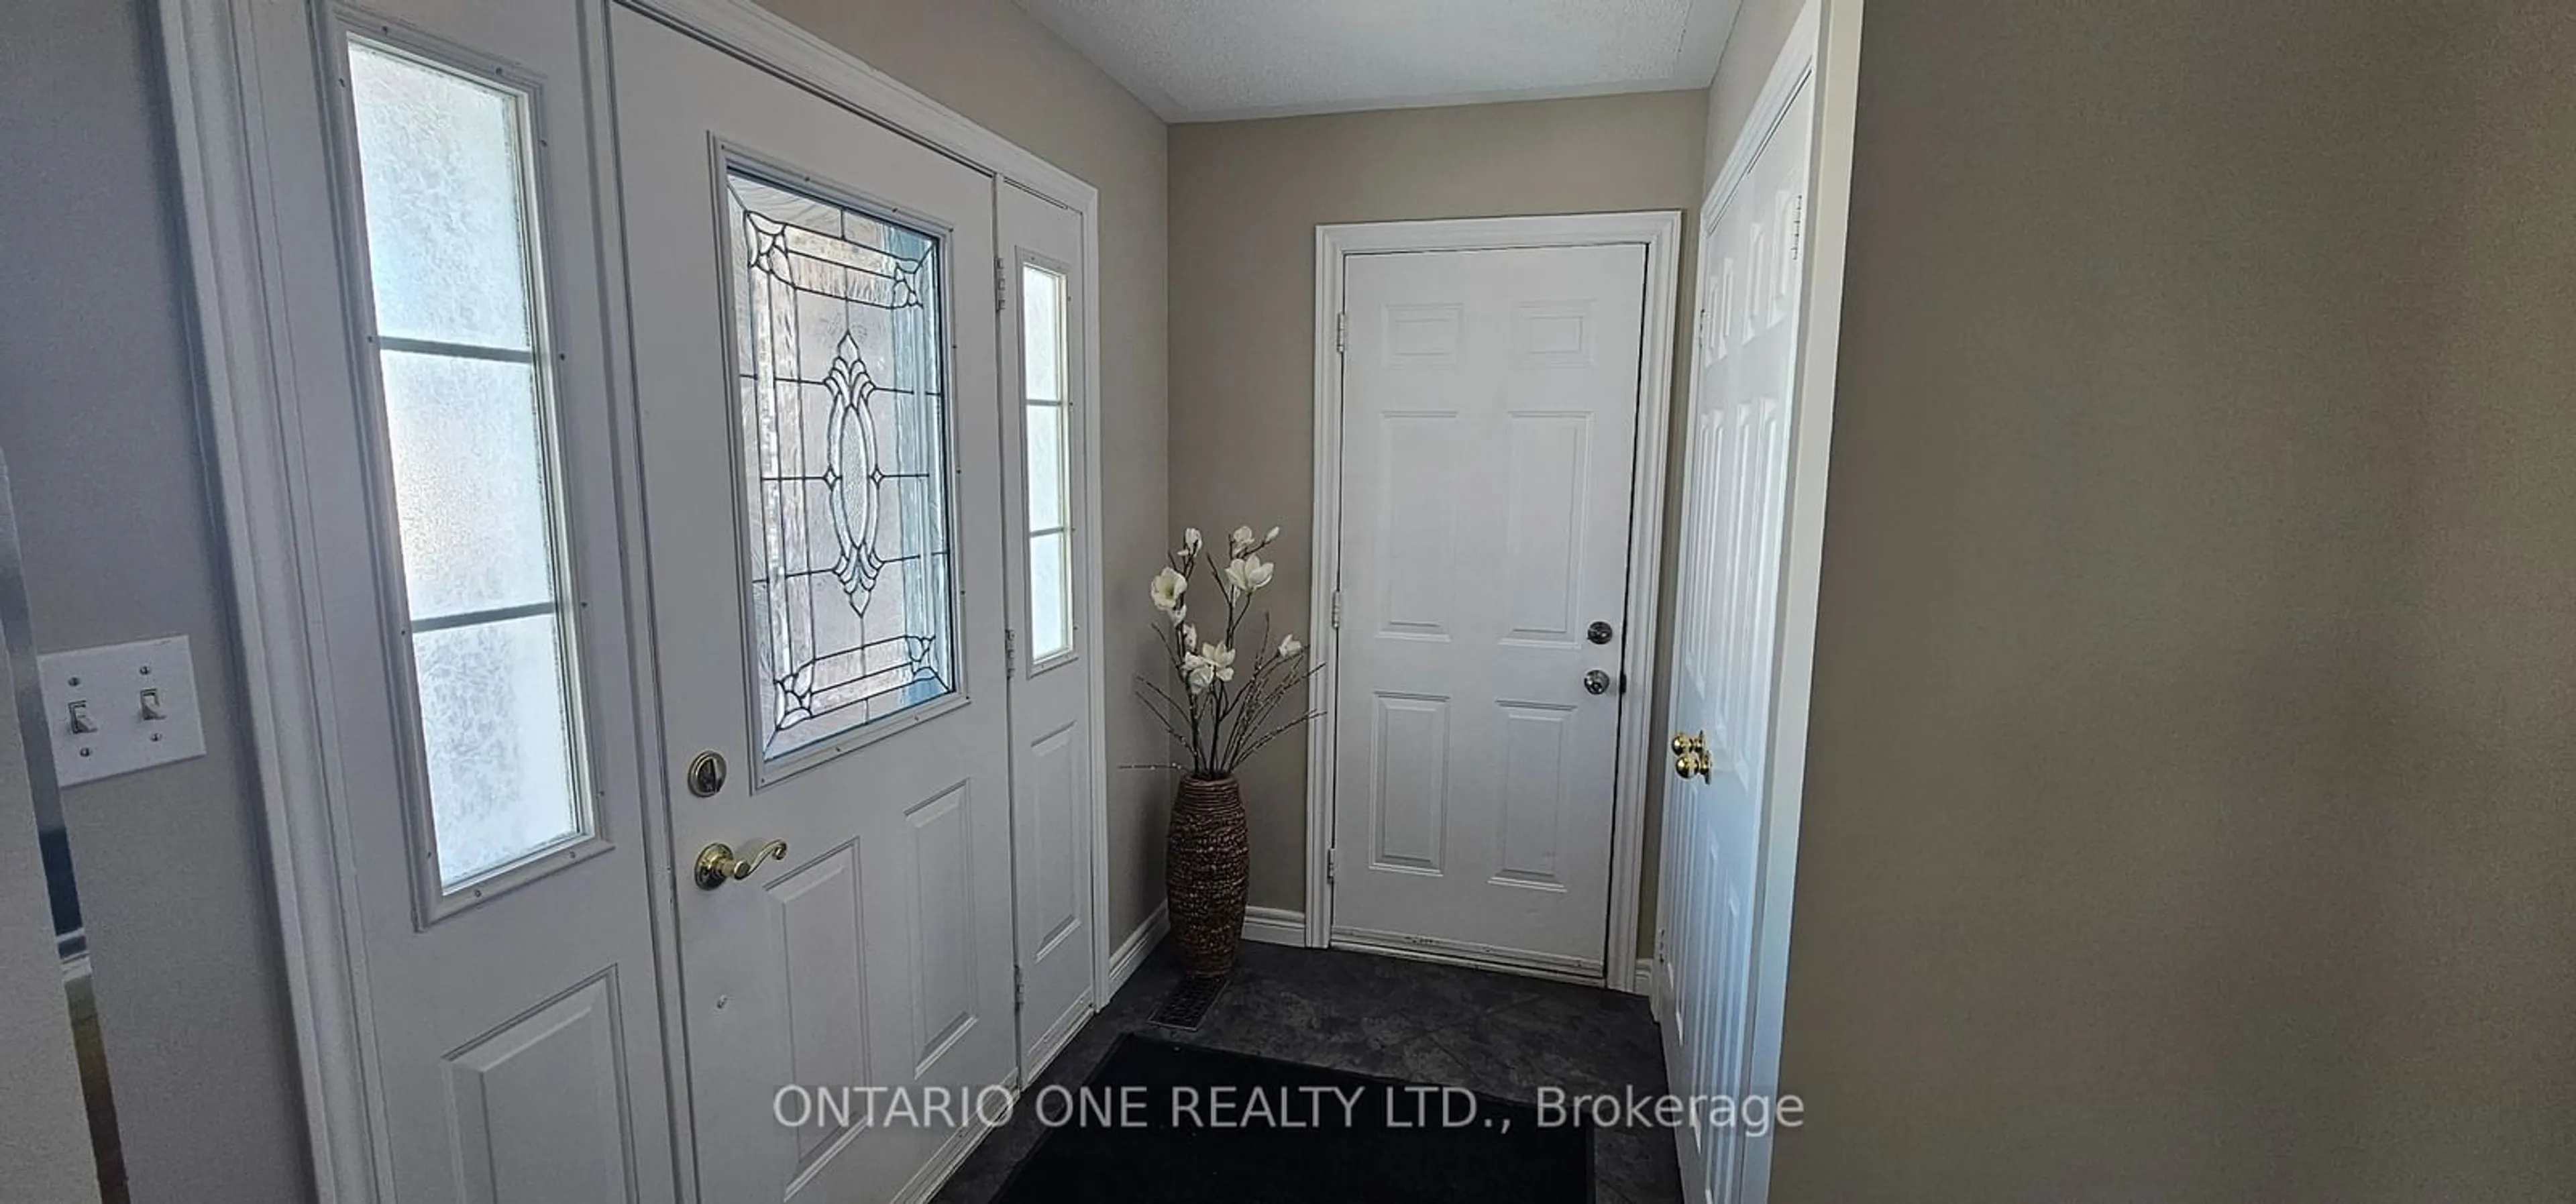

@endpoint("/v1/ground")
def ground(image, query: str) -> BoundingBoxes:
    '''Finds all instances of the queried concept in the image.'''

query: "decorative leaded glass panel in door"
[725,170,958,763]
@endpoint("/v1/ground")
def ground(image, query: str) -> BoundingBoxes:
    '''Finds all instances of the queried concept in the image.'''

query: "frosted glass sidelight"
[347,43,536,352]
[727,170,959,760]
[1025,402,1066,532]
[345,37,591,895]
[378,351,556,620]
[1018,262,1075,665]
[1030,531,1071,662]
[413,616,583,885]
[1020,265,1065,402]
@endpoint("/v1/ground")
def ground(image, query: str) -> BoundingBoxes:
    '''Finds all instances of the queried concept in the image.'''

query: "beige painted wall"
[1770,0,2576,1198]
[1704,0,1806,193]
[720,0,1177,940]
[1168,91,1708,924]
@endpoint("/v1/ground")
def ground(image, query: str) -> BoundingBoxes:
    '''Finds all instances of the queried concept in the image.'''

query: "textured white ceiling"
[1014,0,1739,123]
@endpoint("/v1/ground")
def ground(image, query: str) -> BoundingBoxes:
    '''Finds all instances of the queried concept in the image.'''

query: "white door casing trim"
[158,1,1112,1198]
[1657,1,1861,1200]
[1305,213,1681,991]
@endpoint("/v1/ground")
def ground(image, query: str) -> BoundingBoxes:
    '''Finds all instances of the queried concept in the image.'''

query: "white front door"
[998,185,1097,1076]
[613,9,1016,1201]
[1328,243,1650,979]
[1662,71,1815,1204]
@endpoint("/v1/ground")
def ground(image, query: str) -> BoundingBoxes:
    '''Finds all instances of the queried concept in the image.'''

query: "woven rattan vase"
[1166,773,1250,979]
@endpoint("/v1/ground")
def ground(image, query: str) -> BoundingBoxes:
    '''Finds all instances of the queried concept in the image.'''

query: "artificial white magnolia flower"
[1223,553,1275,596]
[1179,623,1198,651]
[1150,566,1188,614]
[1265,526,1281,543]
[1229,525,1258,555]
[1279,634,1304,658]
[1199,641,1236,683]
[1180,650,1215,695]
[1182,527,1204,554]
[1169,604,1188,626]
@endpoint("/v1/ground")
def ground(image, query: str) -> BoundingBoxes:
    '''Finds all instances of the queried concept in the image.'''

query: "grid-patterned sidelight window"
[343,39,590,892]
[1020,263,1075,663]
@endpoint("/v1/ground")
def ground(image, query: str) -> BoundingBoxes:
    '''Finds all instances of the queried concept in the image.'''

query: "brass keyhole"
[686,750,727,798]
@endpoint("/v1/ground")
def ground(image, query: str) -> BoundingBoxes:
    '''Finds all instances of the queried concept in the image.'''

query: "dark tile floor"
[934,940,1683,1203]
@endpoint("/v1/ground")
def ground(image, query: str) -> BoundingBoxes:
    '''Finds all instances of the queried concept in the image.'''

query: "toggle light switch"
[37,636,207,786]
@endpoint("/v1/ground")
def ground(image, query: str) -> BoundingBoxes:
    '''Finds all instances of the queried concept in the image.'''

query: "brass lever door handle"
[694,839,788,890]
[1670,732,1711,781]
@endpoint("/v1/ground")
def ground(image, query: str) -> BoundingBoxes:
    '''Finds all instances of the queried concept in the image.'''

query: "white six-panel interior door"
[1660,36,1819,1204]
[1324,236,1655,981]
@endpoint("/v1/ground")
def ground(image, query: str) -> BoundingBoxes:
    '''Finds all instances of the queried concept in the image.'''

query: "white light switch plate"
[36,636,208,787]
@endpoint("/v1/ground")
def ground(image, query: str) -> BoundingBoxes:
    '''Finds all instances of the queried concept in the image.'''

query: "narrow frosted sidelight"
[377,351,554,620]
[347,43,535,351]
[346,38,590,892]
[1019,264,1075,662]
[1021,264,1064,402]
[1025,401,1066,532]
[411,616,581,883]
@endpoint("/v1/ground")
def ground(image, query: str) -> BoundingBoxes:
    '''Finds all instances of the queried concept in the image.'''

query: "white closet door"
[1329,243,1650,977]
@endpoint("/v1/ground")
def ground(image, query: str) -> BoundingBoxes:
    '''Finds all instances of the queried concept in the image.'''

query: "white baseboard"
[1240,906,1309,946]
[1104,901,1169,1001]
[1634,958,1655,996]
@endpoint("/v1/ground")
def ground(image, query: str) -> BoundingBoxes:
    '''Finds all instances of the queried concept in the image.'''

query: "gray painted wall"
[0,584,101,1204]
[0,1,314,1199]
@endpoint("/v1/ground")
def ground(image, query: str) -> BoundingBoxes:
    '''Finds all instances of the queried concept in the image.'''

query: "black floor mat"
[991,1034,1591,1203]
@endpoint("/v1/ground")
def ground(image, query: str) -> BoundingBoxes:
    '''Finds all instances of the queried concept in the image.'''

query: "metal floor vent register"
[1148,974,1228,1032]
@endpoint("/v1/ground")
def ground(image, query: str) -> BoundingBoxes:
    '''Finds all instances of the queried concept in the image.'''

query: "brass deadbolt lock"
[685,750,727,798]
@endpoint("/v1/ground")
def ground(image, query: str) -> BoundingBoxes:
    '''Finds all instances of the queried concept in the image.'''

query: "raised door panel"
[443,977,635,1204]
[1373,413,1462,641]
[903,783,979,1078]
[1018,723,1085,962]
[1499,415,1591,645]
[1367,694,1452,873]
[769,848,869,1170]
[1493,702,1576,889]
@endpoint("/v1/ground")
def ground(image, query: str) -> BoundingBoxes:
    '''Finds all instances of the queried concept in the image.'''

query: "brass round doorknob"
[1670,731,1712,781]
[694,839,788,890]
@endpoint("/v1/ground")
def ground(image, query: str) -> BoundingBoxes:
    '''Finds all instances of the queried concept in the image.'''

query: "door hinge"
[1326,847,1338,883]
[996,256,1009,311]
[1012,967,1024,1009]
[1004,627,1017,675]
[1330,589,1343,629]
[1334,311,1348,354]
